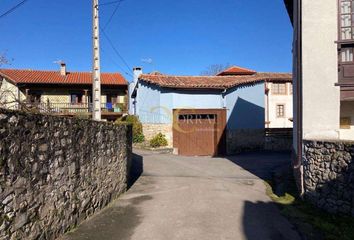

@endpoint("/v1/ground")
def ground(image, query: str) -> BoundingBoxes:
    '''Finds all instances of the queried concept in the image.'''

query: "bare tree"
[0,51,12,67]
[200,63,232,76]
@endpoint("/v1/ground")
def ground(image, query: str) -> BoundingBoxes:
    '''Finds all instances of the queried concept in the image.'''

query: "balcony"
[23,102,127,120]
[338,63,354,101]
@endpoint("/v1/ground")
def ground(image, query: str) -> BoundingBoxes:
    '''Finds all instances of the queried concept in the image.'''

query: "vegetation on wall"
[149,133,168,148]
[116,115,145,143]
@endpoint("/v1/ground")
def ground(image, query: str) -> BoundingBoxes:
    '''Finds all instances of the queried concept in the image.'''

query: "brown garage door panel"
[173,109,226,156]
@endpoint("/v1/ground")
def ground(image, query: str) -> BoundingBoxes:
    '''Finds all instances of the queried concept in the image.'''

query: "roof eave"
[284,0,294,26]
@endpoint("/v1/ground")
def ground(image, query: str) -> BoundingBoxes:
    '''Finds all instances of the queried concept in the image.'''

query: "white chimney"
[60,62,67,76]
[133,67,142,83]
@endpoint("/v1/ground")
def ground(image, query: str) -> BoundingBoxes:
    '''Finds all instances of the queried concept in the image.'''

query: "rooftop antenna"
[141,58,155,72]
[53,60,63,65]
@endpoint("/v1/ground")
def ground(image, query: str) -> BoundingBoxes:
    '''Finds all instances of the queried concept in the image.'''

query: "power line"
[101,46,133,77]
[99,0,125,7]
[100,27,133,74]
[103,0,122,30]
[0,0,29,19]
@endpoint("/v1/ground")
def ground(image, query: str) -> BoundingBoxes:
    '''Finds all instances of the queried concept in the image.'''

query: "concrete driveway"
[61,149,301,240]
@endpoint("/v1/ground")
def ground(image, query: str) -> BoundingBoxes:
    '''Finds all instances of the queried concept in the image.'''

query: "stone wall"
[0,109,132,239]
[303,140,354,216]
[142,123,173,147]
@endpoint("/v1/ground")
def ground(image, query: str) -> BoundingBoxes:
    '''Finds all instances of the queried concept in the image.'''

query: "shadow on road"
[224,151,292,181]
[242,200,301,240]
[128,153,144,189]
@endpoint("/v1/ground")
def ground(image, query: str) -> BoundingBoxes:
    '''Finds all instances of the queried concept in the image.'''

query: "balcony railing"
[25,102,127,115]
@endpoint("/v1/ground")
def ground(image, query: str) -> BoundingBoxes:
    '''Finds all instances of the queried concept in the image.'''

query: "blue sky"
[0,0,292,81]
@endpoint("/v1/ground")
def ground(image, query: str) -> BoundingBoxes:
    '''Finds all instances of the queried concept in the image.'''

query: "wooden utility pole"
[92,0,102,121]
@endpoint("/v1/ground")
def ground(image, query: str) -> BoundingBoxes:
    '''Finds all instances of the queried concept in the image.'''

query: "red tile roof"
[139,72,292,90]
[217,66,257,76]
[0,69,127,86]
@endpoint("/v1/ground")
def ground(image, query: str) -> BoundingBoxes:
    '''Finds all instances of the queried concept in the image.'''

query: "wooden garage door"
[173,109,226,156]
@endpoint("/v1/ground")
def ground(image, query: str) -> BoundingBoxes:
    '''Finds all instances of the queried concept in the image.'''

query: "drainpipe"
[294,0,304,196]
[265,82,270,128]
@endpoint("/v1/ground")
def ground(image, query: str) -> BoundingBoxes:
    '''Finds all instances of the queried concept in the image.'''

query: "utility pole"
[92,0,101,121]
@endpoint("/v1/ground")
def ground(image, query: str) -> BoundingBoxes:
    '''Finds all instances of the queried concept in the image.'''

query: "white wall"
[340,101,354,140]
[301,0,340,140]
[0,78,25,109]
[266,82,293,128]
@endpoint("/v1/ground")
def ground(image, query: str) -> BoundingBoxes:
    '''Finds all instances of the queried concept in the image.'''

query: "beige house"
[0,64,128,121]
[218,66,293,129]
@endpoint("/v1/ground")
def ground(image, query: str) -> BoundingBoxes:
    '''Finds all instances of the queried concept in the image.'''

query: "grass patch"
[266,178,354,240]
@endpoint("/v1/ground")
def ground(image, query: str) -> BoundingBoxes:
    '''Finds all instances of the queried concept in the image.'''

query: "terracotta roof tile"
[0,69,127,86]
[217,66,257,76]
[139,72,292,90]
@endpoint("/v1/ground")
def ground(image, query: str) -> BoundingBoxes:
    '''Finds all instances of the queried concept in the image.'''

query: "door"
[173,109,226,156]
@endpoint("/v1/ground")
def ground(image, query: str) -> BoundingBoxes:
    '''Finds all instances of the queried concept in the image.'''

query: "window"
[70,93,83,104]
[338,1,354,82]
[289,83,293,94]
[339,0,354,40]
[340,117,351,129]
[276,104,285,118]
[107,94,118,104]
[340,47,354,62]
[27,91,41,104]
[272,83,286,95]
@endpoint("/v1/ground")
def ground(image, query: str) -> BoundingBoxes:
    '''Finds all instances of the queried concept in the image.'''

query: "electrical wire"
[0,0,29,19]
[101,46,133,77]
[99,0,125,7]
[103,0,122,30]
[100,27,133,74]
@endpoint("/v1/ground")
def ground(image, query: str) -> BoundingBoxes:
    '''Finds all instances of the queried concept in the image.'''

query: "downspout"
[294,0,304,196]
[265,82,270,128]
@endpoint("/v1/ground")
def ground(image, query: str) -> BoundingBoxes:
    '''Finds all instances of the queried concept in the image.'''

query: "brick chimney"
[60,62,67,76]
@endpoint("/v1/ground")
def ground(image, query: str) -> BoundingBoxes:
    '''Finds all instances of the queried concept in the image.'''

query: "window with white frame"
[272,83,286,95]
[276,104,285,118]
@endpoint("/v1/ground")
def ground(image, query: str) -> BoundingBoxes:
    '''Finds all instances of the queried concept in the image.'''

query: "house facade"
[218,66,293,128]
[285,0,354,215]
[130,68,291,156]
[0,64,128,121]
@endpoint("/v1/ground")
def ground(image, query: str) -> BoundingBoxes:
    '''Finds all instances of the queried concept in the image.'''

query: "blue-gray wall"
[133,81,265,130]
[225,83,265,130]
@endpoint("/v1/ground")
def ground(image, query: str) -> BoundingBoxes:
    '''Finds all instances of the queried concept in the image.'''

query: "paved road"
[61,149,301,240]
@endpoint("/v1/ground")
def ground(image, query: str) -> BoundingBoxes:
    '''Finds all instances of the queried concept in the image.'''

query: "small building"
[218,66,293,128]
[130,67,291,156]
[0,63,128,121]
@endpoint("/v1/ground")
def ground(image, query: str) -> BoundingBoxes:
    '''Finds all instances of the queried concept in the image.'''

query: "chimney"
[60,62,67,76]
[133,67,142,83]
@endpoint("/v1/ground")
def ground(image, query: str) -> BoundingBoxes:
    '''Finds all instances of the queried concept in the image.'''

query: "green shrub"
[150,133,168,148]
[116,115,145,143]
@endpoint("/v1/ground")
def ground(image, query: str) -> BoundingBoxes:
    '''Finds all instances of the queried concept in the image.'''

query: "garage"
[173,109,226,156]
